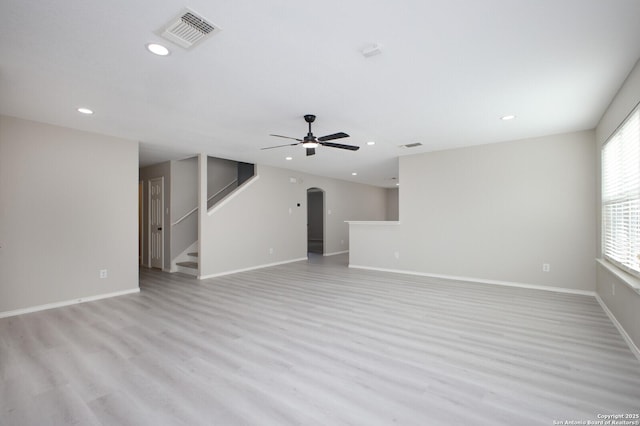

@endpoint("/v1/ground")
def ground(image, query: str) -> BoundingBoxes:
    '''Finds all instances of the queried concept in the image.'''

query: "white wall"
[207,156,237,198]
[199,164,387,278]
[350,130,596,291]
[306,170,388,255]
[385,188,399,221]
[0,115,138,314]
[595,58,640,351]
[171,157,198,262]
[172,157,198,223]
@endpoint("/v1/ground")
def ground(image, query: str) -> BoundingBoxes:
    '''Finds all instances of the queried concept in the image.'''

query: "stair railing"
[171,179,238,227]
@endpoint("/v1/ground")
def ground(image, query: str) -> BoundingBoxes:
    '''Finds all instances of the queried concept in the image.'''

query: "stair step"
[176,261,198,269]
[187,252,198,257]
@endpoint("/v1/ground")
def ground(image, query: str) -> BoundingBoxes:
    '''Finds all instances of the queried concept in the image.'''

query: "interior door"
[149,177,164,269]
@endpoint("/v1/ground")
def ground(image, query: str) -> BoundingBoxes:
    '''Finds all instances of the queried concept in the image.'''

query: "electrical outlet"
[542,263,550,272]
[99,269,108,279]
[612,283,615,296]
[269,248,274,255]
[341,239,344,245]
[394,251,400,259]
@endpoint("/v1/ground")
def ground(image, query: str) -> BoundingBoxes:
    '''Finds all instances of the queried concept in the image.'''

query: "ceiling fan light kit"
[262,114,359,156]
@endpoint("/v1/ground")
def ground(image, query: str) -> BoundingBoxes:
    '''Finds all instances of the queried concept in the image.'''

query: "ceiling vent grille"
[400,142,423,148]
[160,9,220,49]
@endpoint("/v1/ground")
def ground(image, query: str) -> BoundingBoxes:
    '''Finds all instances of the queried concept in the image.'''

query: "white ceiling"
[1,0,639,188]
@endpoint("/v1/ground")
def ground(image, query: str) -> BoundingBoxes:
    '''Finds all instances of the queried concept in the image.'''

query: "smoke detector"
[159,9,220,49]
[361,44,382,58]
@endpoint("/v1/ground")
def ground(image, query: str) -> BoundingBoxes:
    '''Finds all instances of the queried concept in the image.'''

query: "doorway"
[138,181,143,265]
[149,177,164,269]
[307,188,324,254]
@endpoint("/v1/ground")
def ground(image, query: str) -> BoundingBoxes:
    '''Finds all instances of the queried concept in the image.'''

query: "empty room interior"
[1,1,640,425]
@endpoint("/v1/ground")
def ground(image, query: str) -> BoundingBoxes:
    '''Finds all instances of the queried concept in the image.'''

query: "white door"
[149,177,164,269]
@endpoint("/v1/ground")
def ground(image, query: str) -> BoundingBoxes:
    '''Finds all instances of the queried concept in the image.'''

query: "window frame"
[601,103,640,278]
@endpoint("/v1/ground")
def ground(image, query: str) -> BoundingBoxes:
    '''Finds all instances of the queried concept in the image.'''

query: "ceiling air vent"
[160,9,220,49]
[400,143,423,148]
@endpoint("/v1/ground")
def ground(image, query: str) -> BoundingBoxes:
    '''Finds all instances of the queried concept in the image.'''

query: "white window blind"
[602,106,640,276]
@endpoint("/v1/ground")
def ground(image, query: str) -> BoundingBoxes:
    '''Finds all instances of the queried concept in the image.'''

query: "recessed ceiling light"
[352,172,358,176]
[146,43,170,56]
[501,115,516,121]
[77,107,94,115]
[396,183,400,186]
[285,156,293,161]
[367,141,376,146]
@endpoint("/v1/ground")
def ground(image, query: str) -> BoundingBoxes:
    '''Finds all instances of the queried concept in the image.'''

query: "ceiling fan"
[262,114,359,156]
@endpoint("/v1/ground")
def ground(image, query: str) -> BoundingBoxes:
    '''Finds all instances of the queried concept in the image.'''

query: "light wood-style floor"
[1,254,639,425]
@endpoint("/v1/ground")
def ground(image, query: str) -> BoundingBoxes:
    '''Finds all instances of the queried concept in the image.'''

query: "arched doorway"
[307,187,324,254]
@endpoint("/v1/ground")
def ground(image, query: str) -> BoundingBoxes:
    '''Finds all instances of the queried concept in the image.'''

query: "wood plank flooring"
[1,254,639,425]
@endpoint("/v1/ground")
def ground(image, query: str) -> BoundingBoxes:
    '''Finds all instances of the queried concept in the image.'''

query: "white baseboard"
[324,250,349,257]
[199,257,308,280]
[0,288,140,319]
[348,264,597,297]
[595,294,640,362]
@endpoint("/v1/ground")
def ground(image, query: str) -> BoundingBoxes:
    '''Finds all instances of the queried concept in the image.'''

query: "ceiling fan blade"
[306,147,316,156]
[317,132,349,142]
[261,143,299,150]
[269,134,303,141]
[319,141,360,151]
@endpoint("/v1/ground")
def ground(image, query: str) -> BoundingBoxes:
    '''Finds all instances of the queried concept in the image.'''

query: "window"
[602,105,640,276]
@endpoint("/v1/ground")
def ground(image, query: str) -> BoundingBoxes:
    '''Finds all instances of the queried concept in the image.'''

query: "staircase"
[176,251,198,276]
[170,160,256,279]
